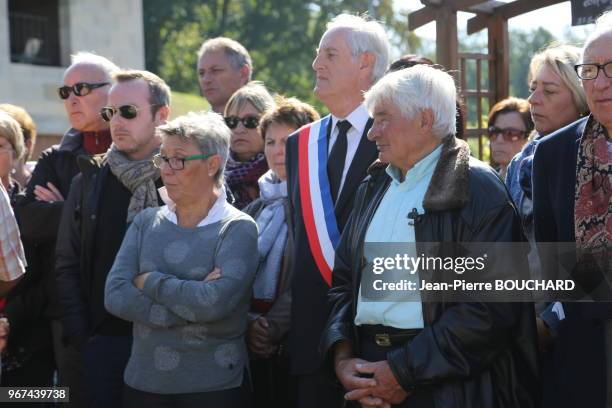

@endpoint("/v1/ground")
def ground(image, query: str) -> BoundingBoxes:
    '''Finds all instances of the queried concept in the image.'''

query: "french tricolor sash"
[298,115,340,286]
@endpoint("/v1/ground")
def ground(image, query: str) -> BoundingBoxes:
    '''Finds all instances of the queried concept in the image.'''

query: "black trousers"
[123,376,252,408]
[356,328,435,408]
[294,368,344,408]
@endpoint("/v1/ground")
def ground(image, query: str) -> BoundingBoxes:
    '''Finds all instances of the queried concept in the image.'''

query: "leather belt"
[358,324,421,347]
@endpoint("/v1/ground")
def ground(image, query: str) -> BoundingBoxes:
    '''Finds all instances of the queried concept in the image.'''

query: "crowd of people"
[0,10,610,408]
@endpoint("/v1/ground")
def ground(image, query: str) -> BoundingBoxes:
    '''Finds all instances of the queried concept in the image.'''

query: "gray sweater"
[105,206,258,394]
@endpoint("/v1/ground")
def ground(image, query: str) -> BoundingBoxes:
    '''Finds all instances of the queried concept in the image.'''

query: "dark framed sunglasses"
[152,153,213,170]
[224,115,260,129]
[487,126,527,142]
[58,82,109,100]
[100,105,141,122]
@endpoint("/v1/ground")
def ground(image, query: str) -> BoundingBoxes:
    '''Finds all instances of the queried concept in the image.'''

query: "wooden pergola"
[408,0,568,157]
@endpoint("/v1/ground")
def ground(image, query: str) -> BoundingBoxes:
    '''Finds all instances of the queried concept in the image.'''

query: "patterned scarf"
[106,144,161,223]
[225,151,268,209]
[574,117,611,277]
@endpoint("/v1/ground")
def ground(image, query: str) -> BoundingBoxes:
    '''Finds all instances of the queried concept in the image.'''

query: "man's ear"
[420,109,434,133]
[207,154,221,178]
[359,52,376,74]
[239,65,251,86]
[155,105,170,125]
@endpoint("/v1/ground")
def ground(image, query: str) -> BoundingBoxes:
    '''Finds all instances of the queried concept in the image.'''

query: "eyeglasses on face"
[574,62,612,80]
[487,126,527,142]
[152,153,213,170]
[224,115,260,129]
[58,82,109,100]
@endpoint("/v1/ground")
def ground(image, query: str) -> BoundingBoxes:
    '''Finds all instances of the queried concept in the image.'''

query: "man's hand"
[247,316,276,357]
[34,182,64,203]
[133,272,151,290]
[203,267,221,282]
[0,317,9,353]
[345,361,409,405]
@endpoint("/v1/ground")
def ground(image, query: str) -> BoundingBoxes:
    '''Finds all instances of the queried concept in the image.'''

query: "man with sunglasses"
[56,69,170,408]
[16,51,119,407]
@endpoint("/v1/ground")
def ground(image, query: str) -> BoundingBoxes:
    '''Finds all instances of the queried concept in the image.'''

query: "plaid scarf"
[106,144,161,223]
[225,152,268,209]
[574,117,611,279]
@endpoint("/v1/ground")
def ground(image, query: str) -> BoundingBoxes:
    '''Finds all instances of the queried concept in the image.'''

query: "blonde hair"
[528,44,589,116]
[224,81,275,117]
[0,111,25,160]
[0,104,36,160]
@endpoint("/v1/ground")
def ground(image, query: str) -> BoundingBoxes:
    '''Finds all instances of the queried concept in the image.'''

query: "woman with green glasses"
[105,111,258,407]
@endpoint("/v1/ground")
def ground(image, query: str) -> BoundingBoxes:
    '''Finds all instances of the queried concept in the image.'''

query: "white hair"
[156,111,231,186]
[364,65,457,139]
[325,14,390,84]
[69,52,120,79]
[582,11,612,61]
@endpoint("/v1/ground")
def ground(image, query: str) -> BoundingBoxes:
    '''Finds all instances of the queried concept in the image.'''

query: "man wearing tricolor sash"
[284,14,390,408]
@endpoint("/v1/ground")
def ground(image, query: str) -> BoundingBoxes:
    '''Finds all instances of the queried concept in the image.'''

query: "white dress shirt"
[328,103,370,195]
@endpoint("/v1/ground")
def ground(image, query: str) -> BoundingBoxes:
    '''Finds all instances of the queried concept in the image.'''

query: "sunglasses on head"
[224,115,260,129]
[100,105,147,122]
[58,82,109,100]
[487,126,527,142]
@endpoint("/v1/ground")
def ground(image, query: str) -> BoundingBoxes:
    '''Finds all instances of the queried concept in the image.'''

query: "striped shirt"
[0,183,26,282]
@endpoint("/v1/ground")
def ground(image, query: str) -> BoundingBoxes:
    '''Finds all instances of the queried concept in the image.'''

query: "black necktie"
[327,120,351,203]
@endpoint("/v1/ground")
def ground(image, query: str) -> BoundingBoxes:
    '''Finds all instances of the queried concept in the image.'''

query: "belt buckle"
[375,333,392,347]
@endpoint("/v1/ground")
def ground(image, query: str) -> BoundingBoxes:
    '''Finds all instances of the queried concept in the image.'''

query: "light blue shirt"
[355,144,442,329]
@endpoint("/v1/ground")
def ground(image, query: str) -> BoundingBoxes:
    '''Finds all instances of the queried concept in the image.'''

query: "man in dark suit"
[532,12,612,407]
[284,13,390,408]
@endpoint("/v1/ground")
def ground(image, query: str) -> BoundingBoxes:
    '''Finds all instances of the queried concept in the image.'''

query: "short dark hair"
[113,70,171,116]
[488,97,534,136]
[258,96,320,138]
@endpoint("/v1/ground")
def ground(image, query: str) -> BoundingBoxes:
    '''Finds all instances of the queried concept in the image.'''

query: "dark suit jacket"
[532,116,612,408]
[285,114,377,375]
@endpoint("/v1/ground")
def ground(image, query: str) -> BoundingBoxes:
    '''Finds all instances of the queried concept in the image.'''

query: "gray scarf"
[106,144,160,223]
[253,171,288,302]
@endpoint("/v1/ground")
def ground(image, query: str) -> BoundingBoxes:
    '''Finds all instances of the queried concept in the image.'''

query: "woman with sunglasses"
[486,97,533,179]
[239,96,318,408]
[223,81,275,209]
[105,112,258,407]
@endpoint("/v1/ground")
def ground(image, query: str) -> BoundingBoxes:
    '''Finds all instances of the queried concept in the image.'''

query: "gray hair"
[325,14,390,84]
[156,111,230,186]
[224,81,275,116]
[583,11,612,59]
[70,52,120,80]
[197,37,252,80]
[364,65,457,139]
[529,44,589,116]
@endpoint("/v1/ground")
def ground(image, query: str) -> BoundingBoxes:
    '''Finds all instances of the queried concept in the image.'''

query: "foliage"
[143,0,419,114]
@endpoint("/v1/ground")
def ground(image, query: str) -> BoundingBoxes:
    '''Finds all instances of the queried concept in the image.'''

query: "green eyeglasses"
[152,153,212,170]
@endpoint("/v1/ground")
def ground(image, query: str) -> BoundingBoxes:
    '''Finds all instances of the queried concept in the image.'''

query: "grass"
[170,91,209,118]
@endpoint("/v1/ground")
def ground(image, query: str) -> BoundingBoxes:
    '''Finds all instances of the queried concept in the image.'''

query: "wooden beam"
[450,0,490,12]
[467,0,565,34]
[488,14,509,102]
[436,6,459,73]
[408,6,437,30]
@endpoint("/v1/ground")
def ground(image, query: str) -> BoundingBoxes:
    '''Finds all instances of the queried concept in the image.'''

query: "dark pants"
[294,368,344,408]
[1,349,56,408]
[81,335,131,408]
[251,356,294,408]
[123,375,252,408]
[357,326,435,408]
[51,319,89,408]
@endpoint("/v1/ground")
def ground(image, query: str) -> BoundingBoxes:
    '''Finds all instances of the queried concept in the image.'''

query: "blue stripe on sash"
[316,116,341,247]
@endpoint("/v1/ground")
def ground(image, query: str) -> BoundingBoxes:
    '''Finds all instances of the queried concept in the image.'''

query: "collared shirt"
[0,183,26,282]
[355,144,443,329]
[329,103,370,194]
[158,186,237,227]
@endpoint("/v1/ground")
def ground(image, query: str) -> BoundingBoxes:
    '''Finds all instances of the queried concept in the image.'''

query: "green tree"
[142,0,418,112]
[509,27,556,98]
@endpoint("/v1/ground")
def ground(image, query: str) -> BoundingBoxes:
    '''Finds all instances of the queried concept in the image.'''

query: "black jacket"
[532,117,612,408]
[55,154,162,348]
[15,129,85,319]
[285,115,377,374]
[322,136,540,407]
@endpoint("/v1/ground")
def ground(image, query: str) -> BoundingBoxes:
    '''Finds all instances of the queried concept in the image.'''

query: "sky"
[397,0,594,42]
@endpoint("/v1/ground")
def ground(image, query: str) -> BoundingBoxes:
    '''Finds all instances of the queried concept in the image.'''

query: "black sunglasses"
[100,105,142,121]
[58,82,109,100]
[224,115,260,129]
[487,126,527,142]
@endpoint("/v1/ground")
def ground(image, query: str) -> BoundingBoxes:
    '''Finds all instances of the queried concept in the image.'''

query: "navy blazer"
[532,116,612,408]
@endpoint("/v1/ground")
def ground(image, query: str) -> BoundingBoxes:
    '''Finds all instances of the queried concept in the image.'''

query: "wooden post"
[435,6,458,74]
[487,14,509,103]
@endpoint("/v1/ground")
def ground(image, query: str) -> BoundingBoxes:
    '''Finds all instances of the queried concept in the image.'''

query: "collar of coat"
[367,135,470,212]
